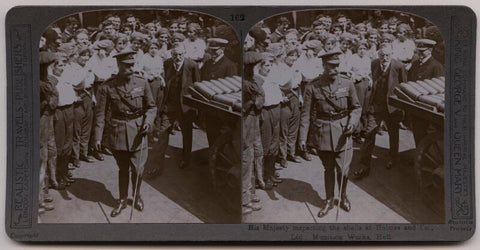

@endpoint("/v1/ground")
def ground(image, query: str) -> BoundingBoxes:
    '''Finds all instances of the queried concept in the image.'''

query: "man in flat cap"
[295,39,324,161]
[63,45,96,167]
[93,48,157,217]
[86,39,118,161]
[39,52,61,214]
[298,48,361,218]
[201,38,238,147]
[271,45,303,168]
[258,52,284,190]
[242,51,266,214]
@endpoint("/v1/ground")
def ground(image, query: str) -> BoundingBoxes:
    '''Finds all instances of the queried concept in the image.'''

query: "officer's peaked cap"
[207,38,229,49]
[319,48,342,65]
[415,39,436,50]
[113,48,136,64]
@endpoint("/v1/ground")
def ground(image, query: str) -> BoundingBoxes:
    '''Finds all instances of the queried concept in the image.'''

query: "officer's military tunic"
[200,55,238,147]
[299,74,361,199]
[94,74,156,199]
[407,56,444,145]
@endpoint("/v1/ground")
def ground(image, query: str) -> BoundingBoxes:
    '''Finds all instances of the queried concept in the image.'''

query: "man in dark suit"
[407,39,444,145]
[200,38,238,147]
[408,39,444,82]
[93,49,157,217]
[354,43,408,179]
[298,49,361,217]
[201,38,237,81]
[148,42,200,176]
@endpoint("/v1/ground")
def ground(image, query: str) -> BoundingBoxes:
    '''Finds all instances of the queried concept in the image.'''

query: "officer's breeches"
[112,150,147,199]
[318,150,350,199]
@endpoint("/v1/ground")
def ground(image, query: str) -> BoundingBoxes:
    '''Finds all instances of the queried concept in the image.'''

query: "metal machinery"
[389,77,445,215]
[183,76,242,214]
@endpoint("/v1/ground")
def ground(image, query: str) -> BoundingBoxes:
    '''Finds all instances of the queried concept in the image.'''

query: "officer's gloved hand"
[299,141,307,152]
[140,124,151,135]
[344,124,355,136]
[94,140,102,151]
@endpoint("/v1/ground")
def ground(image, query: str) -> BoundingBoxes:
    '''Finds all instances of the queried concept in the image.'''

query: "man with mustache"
[299,49,361,218]
[354,43,407,179]
[149,42,200,177]
[93,48,157,217]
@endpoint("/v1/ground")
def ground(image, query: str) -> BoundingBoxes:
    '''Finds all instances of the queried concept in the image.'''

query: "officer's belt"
[317,111,348,120]
[263,103,280,110]
[112,111,144,120]
[57,104,73,110]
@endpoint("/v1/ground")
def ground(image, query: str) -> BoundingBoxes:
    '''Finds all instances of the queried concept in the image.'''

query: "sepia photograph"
[242,8,446,223]
[38,8,242,223]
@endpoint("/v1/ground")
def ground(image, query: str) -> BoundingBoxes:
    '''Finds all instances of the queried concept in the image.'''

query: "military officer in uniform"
[93,48,157,217]
[201,38,237,81]
[408,39,444,82]
[201,38,238,147]
[407,39,444,145]
[298,49,361,218]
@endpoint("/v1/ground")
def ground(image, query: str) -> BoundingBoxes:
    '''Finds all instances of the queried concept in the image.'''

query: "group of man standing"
[38,11,238,218]
[242,11,444,217]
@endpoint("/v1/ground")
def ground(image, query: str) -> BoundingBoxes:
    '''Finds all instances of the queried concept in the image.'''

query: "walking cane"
[130,135,146,222]
[336,136,351,222]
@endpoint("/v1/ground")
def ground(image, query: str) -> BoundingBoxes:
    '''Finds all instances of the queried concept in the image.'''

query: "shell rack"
[389,77,446,216]
[184,76,242,117]
[393,77,445,114]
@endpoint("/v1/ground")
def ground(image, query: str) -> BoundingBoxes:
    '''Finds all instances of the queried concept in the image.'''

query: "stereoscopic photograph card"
[4,5,476,242]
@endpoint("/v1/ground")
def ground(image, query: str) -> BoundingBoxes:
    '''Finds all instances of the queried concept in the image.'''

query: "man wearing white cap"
[407,38,444,146]
[408,38,444,82]
[201,38,237,81]
[201,38,238,147]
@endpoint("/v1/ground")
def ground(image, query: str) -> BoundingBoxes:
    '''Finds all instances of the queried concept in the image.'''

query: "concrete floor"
[243,129,445,224]
[39,127,444,224]
[39,128,240,224]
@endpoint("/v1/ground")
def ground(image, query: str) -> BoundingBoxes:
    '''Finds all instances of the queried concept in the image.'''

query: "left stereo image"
[38,8,242,224]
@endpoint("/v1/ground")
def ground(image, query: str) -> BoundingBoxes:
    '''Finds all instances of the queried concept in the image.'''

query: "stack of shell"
[192,76,242,112]
[397,76,445,112]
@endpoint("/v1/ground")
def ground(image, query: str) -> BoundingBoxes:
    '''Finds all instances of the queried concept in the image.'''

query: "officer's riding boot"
[48,158,64,190]
[111,170,129,217]
[111,198,127,217]
[254,157,265,189]
[131,173,144,211]
[318,197,334,218]
[338,176,351,212]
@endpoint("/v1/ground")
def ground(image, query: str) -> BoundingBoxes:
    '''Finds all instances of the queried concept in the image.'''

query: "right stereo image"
[242,8,445,224]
